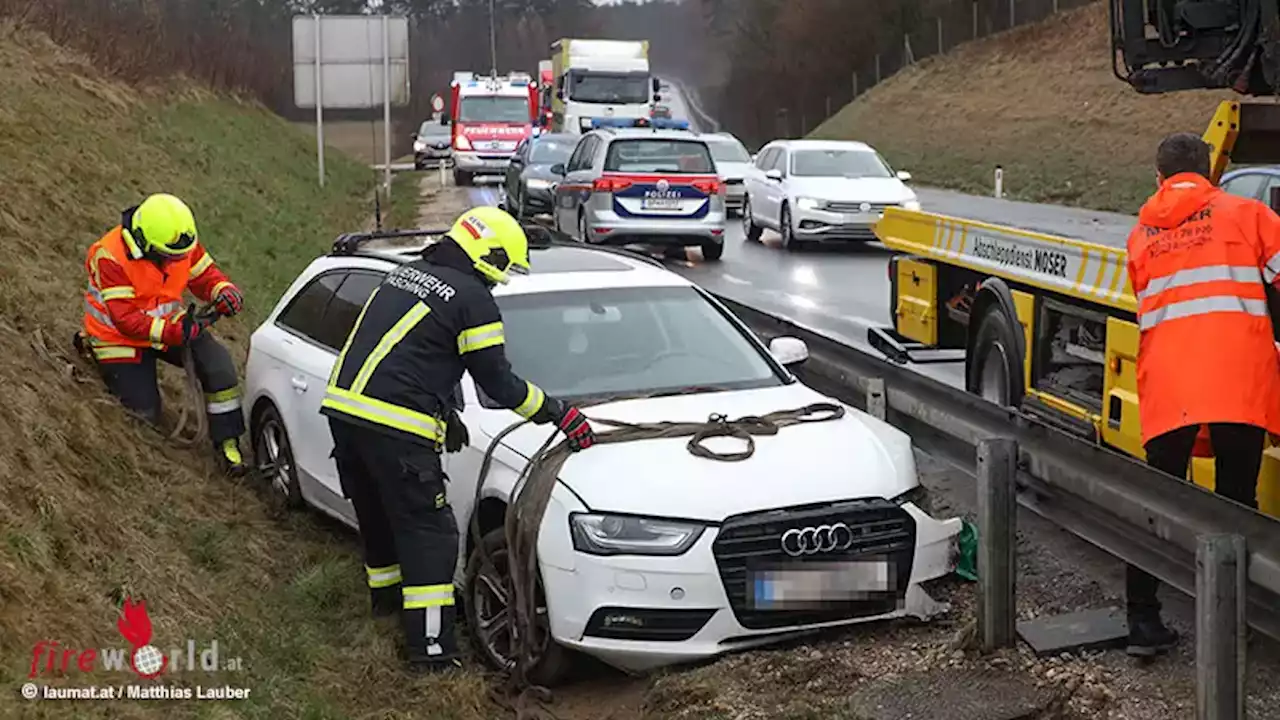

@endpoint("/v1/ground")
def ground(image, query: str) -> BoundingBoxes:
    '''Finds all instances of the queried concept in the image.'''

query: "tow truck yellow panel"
[875,208,1137,314]
[894,257,938,345]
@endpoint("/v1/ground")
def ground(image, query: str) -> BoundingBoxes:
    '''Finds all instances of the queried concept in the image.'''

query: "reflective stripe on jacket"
[82,226,192,359]
[1126,172,1280,442]
[320,243,556,448]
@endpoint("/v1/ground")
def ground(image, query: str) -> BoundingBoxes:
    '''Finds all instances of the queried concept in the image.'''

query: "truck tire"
[967,302,1025,408]
[453,170,473,186]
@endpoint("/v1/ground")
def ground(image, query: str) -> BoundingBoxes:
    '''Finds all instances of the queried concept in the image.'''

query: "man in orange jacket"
[1124,132,1280,656]
[81,193,247,475]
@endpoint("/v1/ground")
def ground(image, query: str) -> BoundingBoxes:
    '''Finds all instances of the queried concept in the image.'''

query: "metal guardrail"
[714,294,1280,643]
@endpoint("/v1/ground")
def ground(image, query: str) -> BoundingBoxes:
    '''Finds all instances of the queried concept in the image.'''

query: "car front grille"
[825,201,896,213]
[712,499,916,630]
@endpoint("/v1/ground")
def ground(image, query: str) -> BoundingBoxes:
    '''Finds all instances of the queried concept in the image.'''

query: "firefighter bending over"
[81,193,248,474]
[1124,132,1280,657]
[321,206,596,673]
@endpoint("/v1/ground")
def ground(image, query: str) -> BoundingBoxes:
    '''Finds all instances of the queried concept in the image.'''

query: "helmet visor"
[164,231,197,255]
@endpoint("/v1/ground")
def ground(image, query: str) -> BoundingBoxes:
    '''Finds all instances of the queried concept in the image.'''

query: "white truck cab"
[550,38,660,135]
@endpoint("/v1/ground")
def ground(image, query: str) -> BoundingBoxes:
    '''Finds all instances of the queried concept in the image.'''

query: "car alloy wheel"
[253,405,302,510]
[465,528,570,686]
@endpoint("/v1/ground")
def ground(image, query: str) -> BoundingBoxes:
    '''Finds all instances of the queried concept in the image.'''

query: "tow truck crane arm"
[1112,0,1280,183]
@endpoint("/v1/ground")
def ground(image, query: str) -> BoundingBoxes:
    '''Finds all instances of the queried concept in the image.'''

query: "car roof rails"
[330,228,446,258]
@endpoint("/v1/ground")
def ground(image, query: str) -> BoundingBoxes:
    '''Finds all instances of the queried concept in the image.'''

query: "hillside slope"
[0,23,494,719]
[812,1,1234,214]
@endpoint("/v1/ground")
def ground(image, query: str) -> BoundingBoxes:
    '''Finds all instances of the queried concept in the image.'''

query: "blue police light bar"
[589,117,691,130]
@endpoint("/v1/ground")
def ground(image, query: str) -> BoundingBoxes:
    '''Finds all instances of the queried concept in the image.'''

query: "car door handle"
[290,376,308,392]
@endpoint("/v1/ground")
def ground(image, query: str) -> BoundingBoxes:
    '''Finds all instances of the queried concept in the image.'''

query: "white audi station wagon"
[244,227,961,683]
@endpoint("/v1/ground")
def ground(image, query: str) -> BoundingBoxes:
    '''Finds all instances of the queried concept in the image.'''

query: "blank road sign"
[292,15,410,109]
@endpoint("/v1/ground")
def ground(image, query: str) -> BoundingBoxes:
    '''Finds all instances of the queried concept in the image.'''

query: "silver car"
[702,132,754,217]
[743,139,920,251]
[550,118,728,261]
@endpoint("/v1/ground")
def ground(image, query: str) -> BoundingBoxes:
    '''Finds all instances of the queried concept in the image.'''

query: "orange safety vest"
[1127,173,1280,444]
[82,226,192,360]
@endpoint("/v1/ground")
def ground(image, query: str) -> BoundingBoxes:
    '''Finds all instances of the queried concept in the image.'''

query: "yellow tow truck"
[869,102,1280,518]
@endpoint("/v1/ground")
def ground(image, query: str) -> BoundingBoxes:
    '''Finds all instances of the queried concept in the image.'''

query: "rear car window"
[604,139,714,174]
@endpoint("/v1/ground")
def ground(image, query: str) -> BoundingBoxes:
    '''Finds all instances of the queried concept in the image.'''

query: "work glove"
[161,310,213,347]
[213,284,244,317]
[444,409,470,453]
[555,405,596,452]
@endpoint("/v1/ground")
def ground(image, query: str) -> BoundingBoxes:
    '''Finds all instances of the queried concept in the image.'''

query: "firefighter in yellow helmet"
[81,193,248,474]
[321,206,595,672]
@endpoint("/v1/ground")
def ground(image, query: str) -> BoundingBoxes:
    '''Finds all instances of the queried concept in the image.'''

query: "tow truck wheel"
[742,198,763,242]
[967,304,1025,408]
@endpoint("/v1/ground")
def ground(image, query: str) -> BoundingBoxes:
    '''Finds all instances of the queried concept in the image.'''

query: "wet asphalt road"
[460,80,1143,390]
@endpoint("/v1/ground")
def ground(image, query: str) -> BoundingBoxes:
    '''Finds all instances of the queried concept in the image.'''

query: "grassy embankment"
[0,23,496,719]
[812,1,1236,214]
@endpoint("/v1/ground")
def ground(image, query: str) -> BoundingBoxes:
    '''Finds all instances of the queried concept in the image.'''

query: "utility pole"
[489,0,498,76]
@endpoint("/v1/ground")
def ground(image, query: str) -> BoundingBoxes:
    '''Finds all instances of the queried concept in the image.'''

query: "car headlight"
[796,197,822,211]
[570,513,706,556]
[902,199,921,211]
[526,178,552,190]
[413,140,426,152]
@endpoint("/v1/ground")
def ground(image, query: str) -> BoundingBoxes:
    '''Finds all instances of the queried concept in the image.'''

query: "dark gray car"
[502,133,576,219]
[412,119,453,170]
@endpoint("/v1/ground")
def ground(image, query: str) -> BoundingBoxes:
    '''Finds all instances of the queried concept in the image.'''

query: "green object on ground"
[955,519,978,581]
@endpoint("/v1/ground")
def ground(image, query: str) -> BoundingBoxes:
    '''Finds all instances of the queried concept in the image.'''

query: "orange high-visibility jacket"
[1126,172,1280,444]
[82,226,234,363]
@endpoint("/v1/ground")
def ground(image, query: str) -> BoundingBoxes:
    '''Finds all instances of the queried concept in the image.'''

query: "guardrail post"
[977,437,1017,651]
[866,378,886,421]
[994,165,1004,198]
[1197,533,1247,720]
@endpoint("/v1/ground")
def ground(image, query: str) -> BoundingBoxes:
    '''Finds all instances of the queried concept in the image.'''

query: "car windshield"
[418,122,449,138]
[569,71,651,104]
[530,138,575,164]
[791,149,893,178]
[458,96,530,123]
[483,286,784,403]
[604,139,714,174]
[708,139,750,164]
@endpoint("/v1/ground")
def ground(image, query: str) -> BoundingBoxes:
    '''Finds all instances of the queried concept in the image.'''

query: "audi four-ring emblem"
[780,523,855,556]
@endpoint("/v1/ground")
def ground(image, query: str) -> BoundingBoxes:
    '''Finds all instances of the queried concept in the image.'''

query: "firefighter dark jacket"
[321,239,561,447]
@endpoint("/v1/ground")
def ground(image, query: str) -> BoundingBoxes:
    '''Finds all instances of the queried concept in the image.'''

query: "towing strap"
[471,401,846,719]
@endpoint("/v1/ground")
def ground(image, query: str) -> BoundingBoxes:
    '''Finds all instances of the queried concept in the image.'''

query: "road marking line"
[720,274,751,285]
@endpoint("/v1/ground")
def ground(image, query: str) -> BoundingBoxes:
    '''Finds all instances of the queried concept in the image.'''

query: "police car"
[243,226,961,684]
[549,118,728,260]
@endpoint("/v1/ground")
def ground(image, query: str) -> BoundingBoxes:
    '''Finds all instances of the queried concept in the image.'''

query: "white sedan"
[244,233,961,683]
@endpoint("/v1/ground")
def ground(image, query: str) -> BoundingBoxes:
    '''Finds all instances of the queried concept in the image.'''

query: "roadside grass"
[0,22,502,719]
[811,1,1235,215]
[381,169,426,230]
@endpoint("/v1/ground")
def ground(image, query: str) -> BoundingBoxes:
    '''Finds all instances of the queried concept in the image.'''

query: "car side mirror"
[653,93,662,103]
[411,132,418,140]
[896,170,912,182]
[769,336,809,366]
[550,163,566,176]
[765,169,783,181]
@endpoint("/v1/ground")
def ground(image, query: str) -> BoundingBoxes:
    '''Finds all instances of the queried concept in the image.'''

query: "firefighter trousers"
[1126,422,1264,618]
[97,332,245,445]
[328,418,460,662]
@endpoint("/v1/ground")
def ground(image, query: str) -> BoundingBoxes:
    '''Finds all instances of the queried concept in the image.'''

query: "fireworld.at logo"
[28,596,243,679]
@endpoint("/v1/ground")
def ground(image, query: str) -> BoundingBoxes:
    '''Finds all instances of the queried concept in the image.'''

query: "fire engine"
[537,60,554,130]
[447,72,538,186]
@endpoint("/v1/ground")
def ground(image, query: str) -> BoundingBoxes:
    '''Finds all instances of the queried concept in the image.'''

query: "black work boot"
[371,586,400,618]
[1126,613,1179,657]
[402,605,462,673]
[405,652,464,675]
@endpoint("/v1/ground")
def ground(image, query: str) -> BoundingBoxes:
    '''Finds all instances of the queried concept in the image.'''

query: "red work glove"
[213,285,244,317]
[160,311,211,347]
[556,406,596,452]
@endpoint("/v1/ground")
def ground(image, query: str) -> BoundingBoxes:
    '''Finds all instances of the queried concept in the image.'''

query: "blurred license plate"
[642,197,682,210]
[750,560,890,610]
